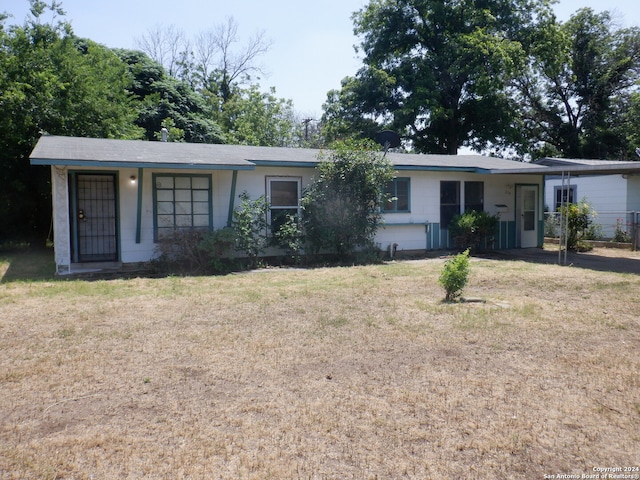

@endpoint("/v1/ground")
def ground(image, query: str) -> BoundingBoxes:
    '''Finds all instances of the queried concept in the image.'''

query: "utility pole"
[302,118,314,141]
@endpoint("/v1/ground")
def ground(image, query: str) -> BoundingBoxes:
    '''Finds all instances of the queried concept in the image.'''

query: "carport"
[491,161,640,264]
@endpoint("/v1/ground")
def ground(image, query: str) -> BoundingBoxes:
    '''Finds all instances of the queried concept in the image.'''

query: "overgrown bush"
[272,213,305,264]
[301,139,395,261]
[198,227,237,273]
[448,211,499,251]
[232,192,269,268]
[583,222,604,241]
[152,229,209,274]
[439,248,471,302]
[612,219,632,243]
[544,213,559,238]
[152,227,237,274]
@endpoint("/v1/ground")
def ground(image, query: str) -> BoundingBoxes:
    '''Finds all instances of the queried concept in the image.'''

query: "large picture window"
[267,177,301,235]
[153,174,212,240]
[383,178,410,212]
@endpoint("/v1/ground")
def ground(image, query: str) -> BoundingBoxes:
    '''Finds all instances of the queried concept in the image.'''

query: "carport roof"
[492,157,640,176]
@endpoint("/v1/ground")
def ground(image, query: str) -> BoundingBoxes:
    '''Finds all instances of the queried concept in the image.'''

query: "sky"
[4,0,640,118]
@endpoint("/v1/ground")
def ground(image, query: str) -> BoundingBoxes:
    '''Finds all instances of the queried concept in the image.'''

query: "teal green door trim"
[135,167,143,244]
[227,170,238,227]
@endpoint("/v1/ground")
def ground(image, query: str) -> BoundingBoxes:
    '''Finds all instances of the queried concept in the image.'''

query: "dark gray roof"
[496,157,640,176]
[30,135,543,173]
[385,151,534,172]
[30,136,257,170]
[36,135,640,175]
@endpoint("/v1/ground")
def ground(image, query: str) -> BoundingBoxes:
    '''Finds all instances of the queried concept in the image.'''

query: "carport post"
[558,170,570,265]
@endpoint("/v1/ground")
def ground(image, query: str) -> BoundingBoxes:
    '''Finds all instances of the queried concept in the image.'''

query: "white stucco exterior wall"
[50,164,544,272]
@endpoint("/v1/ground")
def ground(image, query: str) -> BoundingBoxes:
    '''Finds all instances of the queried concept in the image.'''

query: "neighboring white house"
[30,135,552,275]
[535,158,640,238]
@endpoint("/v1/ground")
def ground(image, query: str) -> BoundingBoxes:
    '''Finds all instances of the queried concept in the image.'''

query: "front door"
[71,173,118,262]
[518,185,538,248]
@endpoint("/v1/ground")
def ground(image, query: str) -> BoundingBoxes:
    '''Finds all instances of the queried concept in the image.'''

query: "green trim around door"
[69,171,120,263]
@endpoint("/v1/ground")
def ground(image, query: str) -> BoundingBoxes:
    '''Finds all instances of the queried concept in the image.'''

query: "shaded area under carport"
[480,247,640,275]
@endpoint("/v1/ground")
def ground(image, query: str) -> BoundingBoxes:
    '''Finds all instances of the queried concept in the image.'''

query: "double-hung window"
[554,186,576,211]
[153,174,212,240]
[440,180,485,228]
[383,178,410,212]
[464,181,484,213]
[267,177,301,235]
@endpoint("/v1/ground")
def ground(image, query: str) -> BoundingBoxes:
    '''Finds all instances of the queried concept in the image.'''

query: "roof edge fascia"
[250,160,319,168]
[30,158,256,171]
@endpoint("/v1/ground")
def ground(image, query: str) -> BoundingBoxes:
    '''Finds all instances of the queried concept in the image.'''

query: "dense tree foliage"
[0,2,141,241]
[212,84,295,146]
[516,8,640,159]
[322,1,640,159]
[322,0,547,154]
[116,49,226,143]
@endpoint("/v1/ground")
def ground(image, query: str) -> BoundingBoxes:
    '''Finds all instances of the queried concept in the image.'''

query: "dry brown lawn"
[1,250,639,479]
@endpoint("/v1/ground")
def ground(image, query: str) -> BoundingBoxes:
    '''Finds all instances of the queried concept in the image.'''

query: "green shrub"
[439,249,471,302]
[612,219,632,243]
[448,211,499,251]
[301,139,395,261]
[272,213,305,264]
[544,214,559,238]
[557,199,595,250]
[232,192,269,268]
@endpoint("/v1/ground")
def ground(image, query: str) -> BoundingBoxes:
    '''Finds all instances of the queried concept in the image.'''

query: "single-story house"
[534,158,640,239]
[30,135,552,275]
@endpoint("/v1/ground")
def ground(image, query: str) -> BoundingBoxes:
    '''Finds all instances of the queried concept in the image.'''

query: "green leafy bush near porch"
[448,211,499,251]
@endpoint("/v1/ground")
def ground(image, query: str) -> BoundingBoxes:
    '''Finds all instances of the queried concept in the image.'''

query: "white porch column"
[51,165,71,274]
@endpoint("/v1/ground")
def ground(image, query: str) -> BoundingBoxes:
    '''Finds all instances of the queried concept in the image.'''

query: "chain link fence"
[544,211,639,249]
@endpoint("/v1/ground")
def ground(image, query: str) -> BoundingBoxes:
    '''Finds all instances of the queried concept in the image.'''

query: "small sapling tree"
[439,249,471,302]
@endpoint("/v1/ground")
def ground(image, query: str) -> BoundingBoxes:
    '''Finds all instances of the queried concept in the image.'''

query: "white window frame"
[266,176,302,235]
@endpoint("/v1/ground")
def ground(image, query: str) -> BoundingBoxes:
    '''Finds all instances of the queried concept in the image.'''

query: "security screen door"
[72,173,118,262]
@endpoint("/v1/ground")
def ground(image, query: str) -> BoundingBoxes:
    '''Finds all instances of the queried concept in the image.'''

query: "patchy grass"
[0,252,639,478]
[0,247,55,283]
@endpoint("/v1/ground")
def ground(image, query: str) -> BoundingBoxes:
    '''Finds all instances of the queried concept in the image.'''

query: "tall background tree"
[322,0,640,159]
[134,19,299,147]
[0,1,141,242]
[516,8,640,159]
[115,49,226,143]
[321,0,549,155]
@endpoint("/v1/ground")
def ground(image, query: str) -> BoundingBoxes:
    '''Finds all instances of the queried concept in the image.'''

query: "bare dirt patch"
[1,251,639,478]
